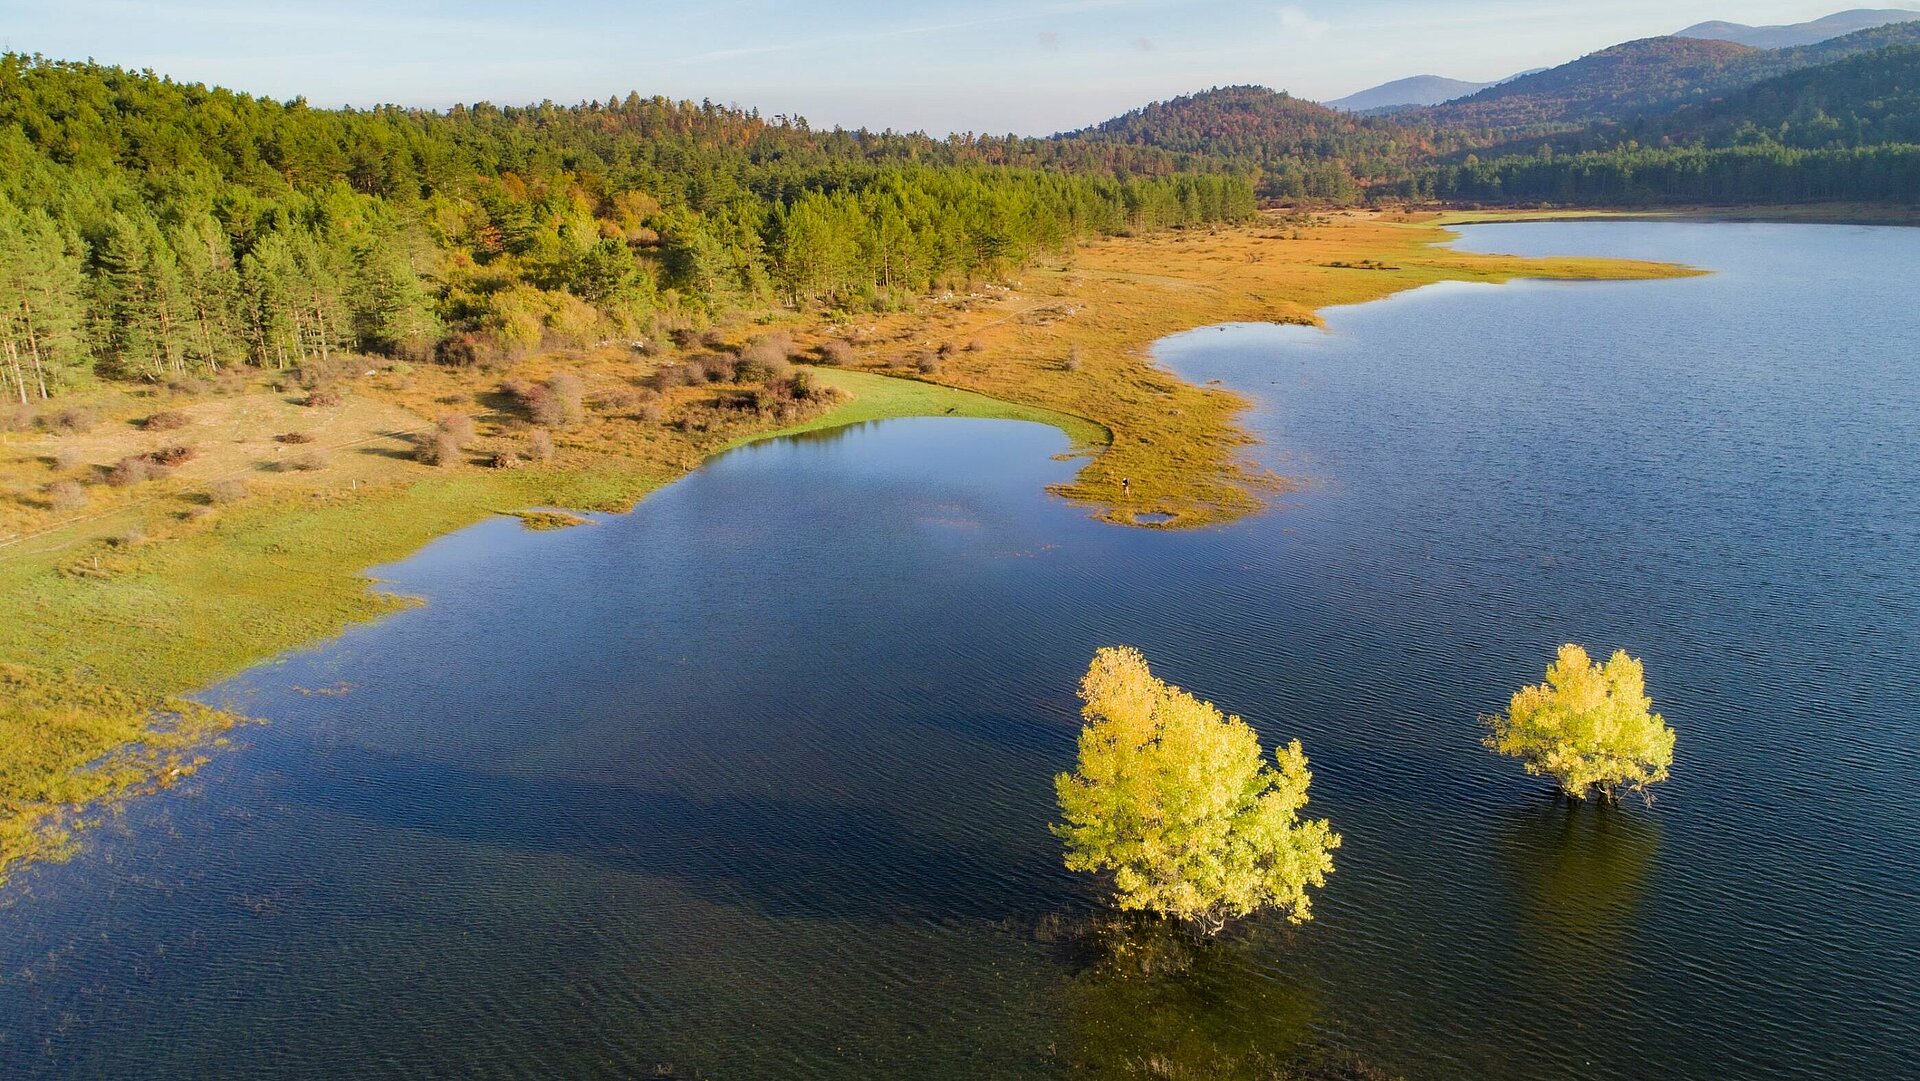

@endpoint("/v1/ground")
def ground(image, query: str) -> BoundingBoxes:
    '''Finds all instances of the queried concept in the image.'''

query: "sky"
[3,0,1917,134]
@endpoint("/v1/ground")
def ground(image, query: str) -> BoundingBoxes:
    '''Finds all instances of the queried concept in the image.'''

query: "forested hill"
[0,56,1255,402]
[1050,86,1455,201]
[1432,44,1920,205]
[1410,22,1920,136]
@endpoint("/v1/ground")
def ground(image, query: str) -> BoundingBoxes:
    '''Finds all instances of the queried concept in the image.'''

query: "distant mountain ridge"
[1325,75,1499,113]
[1408,21,1920,134]
[1675,8,1919,49]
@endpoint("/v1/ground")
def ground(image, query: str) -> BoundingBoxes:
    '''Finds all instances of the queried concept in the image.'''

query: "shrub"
[208,478,248,504]
[304,387,345,408]
[105,455,153,487]
[734,338,792,383]
[649,364,691,391]
[143,410,191,432]
[165,376,210,397]
[414,430,461,467]
[916,353,941,375]
[816,339,855,366]
[51,446,83,472]
[435,333,482,368]
[287,449,328,472]
[0,404,33,432]
[437,413,477,448]
[546,373,585,426]
[527,428,554,461]
[111,526,147,548]
[965,338,986,353]
[45,479,88,511]
[936,342,955,358]
[633,397,664,424]
[694,353,734,383]
[1063,344,1083,372]
[40,406,99,434]
[487,449,521,469]
[146,444,197,467]
[276,431,315,444]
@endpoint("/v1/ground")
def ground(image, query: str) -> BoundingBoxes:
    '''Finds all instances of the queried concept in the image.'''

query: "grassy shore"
[0,210,1694,883]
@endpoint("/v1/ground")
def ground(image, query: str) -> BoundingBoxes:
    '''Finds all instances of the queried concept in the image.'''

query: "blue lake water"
[2,222,1916,1079]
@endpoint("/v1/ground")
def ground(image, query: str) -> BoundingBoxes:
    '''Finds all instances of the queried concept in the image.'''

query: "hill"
[1433,44,1920,205]
[1053,85,1453,201]
[1675,8,1919,49]
[1412,22,1920,135]
[1325,75,1498,113]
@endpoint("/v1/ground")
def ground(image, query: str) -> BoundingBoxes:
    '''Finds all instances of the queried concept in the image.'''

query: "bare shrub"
[414,430,461,467]
[936,342,955,358]
[965,338,986,353]
[435,333,482,367]
[40,406,100,434]
[143,410,191,432]
[287,449,328,472]
[816,339,855,366]
[45,479,88,511]
[546,373,585,426]
[633,397,664,424]
[593,388,641,413]
[304,387,345,408]
[694,354,734,383]
[649,363,691,391]
[527,428,554,462]
[165,376,210,397]
[106,456,153,487]
[276,431,315,445]
[1063,344,1083,372]
[51,446,84,471]
[699,328,727,349]
[0,404,33,432]
[146,444,197,467]
[208,478,248,504]
[111,526,147,548]
[916,353,941,375]
[487,449,521,469]
[438,413,477,448]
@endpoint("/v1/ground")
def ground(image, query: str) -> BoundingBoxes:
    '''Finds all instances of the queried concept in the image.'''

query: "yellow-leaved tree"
[1485,644,1676,804]
[1053,647,1340,936]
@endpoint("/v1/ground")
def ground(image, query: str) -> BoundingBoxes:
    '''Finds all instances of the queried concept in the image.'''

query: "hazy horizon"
[4,0,1918,134]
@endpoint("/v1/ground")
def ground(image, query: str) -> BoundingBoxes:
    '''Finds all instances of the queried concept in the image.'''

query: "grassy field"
[0,209,1695,883]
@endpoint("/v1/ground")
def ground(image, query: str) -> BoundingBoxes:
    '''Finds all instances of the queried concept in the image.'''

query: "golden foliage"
[1054,647,1340,934]
[1485,644,1677,803]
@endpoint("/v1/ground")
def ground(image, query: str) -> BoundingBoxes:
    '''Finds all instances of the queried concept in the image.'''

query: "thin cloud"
[1277,5,1331,41]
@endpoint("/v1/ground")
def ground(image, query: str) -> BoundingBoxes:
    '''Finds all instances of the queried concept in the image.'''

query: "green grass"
[724,367,1108,451]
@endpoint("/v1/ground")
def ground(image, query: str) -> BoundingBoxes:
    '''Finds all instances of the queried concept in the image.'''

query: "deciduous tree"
[1485,644,1676,804]
[1054,647,1339,936]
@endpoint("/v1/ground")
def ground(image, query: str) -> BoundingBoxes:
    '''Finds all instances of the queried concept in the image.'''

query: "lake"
[3,222,1915,1079]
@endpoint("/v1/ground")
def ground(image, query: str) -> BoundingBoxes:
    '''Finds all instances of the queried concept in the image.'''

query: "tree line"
[0,55,1255,403]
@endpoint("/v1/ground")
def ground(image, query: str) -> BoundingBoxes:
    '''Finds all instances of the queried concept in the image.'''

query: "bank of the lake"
[0,212,1695,885]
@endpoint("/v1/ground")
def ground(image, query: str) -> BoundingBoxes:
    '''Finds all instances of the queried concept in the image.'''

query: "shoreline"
[0,209,1698,885]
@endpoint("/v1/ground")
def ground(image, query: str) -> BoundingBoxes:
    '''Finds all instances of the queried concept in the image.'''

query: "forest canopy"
[0,54,1255,402]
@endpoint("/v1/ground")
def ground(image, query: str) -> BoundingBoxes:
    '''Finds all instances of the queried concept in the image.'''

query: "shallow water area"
[2,222,1916,1080]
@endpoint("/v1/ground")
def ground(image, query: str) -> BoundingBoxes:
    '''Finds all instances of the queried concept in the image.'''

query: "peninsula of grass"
[0,210,1697,884]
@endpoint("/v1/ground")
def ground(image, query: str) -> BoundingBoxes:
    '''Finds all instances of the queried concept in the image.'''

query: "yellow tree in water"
[1053,647,1340,936]
[1486,644,1676,804]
